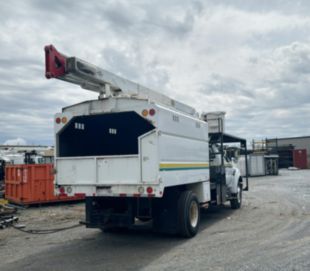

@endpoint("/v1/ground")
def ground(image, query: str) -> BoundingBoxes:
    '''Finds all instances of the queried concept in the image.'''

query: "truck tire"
[230,183,242,209]
[178,190,200,238]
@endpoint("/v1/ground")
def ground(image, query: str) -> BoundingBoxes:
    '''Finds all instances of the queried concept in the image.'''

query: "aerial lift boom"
[45,45,196,116]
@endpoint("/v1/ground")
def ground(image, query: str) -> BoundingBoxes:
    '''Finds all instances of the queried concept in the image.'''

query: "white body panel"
[97,156,140,184]
[187,181,211,203]
[159,134,208,162]
[56,155,140,185]
[55,97,210,202]
[57,157,96,185]
[140,131,159,184]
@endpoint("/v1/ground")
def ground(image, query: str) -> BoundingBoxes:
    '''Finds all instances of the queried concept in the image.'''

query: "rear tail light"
[55,117,61,124]
[149,108,156,116]
[146,187,153,194]
[59,186,65,194]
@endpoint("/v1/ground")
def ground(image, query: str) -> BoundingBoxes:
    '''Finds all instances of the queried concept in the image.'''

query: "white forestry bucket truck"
[45,45,249,237]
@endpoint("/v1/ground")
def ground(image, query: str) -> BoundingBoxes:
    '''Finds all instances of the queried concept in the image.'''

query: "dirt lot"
[1,169,310,271]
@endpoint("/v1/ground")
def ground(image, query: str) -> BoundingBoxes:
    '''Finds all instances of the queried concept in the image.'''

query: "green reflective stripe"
[159,162,209,171]
[160,167,209,171]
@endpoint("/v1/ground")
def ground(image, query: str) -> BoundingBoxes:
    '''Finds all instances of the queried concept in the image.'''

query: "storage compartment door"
[140,131,159,184]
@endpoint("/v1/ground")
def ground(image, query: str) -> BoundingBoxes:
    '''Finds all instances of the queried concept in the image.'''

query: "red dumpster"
[5,164,84,205]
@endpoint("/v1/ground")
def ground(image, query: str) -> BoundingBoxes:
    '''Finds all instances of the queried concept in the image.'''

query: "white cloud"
[0,0,310,145]
[3,138,27,145]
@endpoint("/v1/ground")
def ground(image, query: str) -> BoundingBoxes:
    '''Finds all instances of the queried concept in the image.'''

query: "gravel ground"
[1,169,310,271]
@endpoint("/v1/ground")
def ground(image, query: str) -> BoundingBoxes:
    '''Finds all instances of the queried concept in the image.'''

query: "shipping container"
[293,149,308,169]
[248,154,265,176]
[5,164,84,205]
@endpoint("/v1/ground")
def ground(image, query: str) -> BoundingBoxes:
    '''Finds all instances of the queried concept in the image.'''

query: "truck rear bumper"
[56,183,164,198]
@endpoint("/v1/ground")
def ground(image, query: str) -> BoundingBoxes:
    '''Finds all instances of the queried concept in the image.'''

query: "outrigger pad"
[44,44,67,79]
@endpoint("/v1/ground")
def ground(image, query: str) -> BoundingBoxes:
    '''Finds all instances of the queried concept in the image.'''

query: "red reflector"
[119,193,127,197]
[56,117,61,124]
[74,193,86,197]
[133,193,141,197]
[149,108,156,116]
[146,187,153,194]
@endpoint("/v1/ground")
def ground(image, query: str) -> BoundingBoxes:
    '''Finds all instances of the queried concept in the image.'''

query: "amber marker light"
[61,116,68,123]
[142,109,148,117]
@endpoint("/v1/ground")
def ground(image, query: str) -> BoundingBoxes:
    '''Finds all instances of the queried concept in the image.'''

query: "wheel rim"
[189,201,199,228]
[237,186,241,203]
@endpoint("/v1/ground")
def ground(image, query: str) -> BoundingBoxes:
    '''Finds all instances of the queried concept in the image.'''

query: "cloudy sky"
[1,0,310,146]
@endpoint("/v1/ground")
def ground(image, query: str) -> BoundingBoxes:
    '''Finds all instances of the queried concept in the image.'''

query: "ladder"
[44,45,196,116]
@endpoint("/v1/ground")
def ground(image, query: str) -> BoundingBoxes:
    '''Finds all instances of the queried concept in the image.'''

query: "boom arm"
[44,45,196,116]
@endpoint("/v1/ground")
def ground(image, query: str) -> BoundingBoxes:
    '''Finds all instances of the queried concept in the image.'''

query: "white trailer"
[45,45,248,237]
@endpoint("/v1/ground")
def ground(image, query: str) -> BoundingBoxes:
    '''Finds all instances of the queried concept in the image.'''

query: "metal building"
[266,136,310,169]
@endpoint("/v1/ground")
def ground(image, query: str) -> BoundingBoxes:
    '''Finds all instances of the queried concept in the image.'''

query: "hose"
[12,222,84,234]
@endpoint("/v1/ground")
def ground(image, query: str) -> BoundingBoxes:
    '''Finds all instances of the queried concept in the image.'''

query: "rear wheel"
[178,191,200,238]
[230,183,242,209]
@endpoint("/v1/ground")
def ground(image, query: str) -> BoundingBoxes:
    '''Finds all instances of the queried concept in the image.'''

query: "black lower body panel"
[85,197,135,229]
